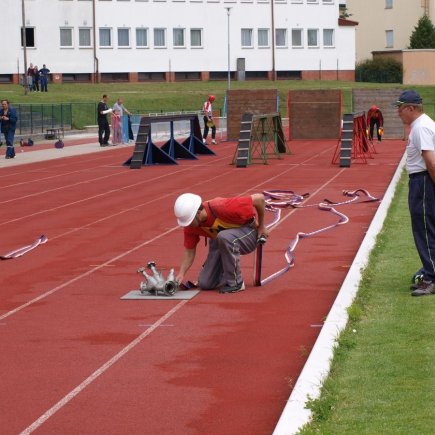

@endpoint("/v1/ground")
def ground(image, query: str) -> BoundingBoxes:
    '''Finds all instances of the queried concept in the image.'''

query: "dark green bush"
[355,58,403,84]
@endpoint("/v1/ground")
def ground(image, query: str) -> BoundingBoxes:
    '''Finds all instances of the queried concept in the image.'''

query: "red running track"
[0,138,404,434]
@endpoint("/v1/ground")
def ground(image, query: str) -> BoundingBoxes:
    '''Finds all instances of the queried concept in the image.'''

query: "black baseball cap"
[393,90,423,107]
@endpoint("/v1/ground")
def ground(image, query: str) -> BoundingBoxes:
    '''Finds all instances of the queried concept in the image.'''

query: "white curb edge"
[273,152,407,435]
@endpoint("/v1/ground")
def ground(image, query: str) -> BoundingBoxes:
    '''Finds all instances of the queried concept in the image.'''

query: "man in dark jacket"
[97,94,112,146]
[0,99,18,159]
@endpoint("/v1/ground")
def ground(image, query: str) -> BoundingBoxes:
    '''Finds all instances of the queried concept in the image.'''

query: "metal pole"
[225,7,232,90]
[21,0,28,95]
[271,0,276,81]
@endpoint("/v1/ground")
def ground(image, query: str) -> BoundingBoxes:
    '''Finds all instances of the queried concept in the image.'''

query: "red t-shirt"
[183,196,255,249]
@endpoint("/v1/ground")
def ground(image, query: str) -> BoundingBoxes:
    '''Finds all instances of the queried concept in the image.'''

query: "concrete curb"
[0,136,133,169]
[273,152,406,435]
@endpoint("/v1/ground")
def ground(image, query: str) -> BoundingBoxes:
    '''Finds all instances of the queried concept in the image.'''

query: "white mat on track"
[121,290,200,300]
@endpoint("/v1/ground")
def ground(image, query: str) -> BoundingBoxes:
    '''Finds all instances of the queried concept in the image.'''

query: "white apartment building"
[347,0,434,62]
[1,0,357,83]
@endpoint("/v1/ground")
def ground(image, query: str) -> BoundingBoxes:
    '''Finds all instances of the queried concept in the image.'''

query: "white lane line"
[19,299,188,435]
[0,227,177,321]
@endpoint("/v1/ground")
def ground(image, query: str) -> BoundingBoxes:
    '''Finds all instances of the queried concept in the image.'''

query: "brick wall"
[227,89,278,140]
[352,88,404,139]
[288,90,342,140]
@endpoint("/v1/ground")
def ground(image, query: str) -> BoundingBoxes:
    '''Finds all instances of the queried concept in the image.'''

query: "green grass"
[299,172,435,435]
[2,80,435,128]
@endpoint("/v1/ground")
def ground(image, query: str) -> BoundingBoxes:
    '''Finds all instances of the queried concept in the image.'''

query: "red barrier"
[332,112,377,165]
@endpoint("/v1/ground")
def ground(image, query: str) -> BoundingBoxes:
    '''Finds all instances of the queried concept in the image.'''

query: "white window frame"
[136,28,149,47]
[275,28,287,48]
[291,28,303,48]
[60,27,73,48]
[78,27,92,47]
[154,28,167,48]
[386,30,394,48]
[258,28,269,48]
[117,27,131,48]
[173,28,185,47]
[190,28,203,48]
[307,28,319,48]
[99,28,112,48]
[323,29,334,47]
[241,28,253,48]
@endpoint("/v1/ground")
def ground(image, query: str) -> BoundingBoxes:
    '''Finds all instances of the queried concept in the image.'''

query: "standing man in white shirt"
[394,90,435,296]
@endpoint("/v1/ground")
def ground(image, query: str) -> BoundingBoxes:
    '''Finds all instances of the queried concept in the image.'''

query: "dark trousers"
[98,119,110,145]
[203,116,216,140]
[40,77,48,92]
[409,172,435,282]
[2,129,16,158]
[198,225,258,289]
[369,119,381,141]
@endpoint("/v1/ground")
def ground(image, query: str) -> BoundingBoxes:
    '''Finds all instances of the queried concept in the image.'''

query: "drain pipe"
[92,0,99,83]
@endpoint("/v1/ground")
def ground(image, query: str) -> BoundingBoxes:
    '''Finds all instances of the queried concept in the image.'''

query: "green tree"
[409,15,435,48]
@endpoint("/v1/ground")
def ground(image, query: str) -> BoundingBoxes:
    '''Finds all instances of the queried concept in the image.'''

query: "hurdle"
[332,112,376,166]
[124,114,214,168]
[233,112,289,168]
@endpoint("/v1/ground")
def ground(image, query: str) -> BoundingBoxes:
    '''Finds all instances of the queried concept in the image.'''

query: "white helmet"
[174,193,202,227]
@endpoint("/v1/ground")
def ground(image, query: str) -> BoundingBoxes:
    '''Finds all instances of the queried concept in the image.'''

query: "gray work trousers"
[198,225,258,289]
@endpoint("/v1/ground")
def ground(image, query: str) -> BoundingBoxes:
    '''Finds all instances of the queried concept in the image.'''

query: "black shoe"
[411,281,435,296]
[219,281,245,294]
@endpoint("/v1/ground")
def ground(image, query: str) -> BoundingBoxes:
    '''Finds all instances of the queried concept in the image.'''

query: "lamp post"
[225,7,232,90]
[271,0,276,81]
[21,0,28,95]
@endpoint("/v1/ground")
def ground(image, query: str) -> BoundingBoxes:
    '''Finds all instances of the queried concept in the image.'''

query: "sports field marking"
[1,143,338,320]
[19,300,188,435]
[0,227,178,321]
[0,164,117,190]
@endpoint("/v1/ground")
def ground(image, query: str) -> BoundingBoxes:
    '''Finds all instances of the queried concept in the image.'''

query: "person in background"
[394,90,435,297]
[27,63,35,92]
[366,105,384,142]
[97,94,112,147]
[39,64,50,92]
[202,94,217,145]
[0,99,18,160]
[111,109,122,145]
[174,192,268,293]
[33,65,40,92]
[113,97,134,143]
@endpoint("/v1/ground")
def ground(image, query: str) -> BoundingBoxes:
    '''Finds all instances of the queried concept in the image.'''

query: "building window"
[99,28,112,47]
[323,29,334,47]
[118,28,130,47]
[385,0,393,8]
[276,29,287,47]
[307,0,318,3]
[60,28,73,47]
[154,28,166,47]
[21,27,35,47]
[190,29,202,47]
[386,30,394,47]
[307,29,319,47]
[258,29,269,47]
[241,29,253,47]
[173,28,185,47]
[79,28,92,47]
[136,28,148,47]
[291,28,303,47]
[322,0,333,3]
